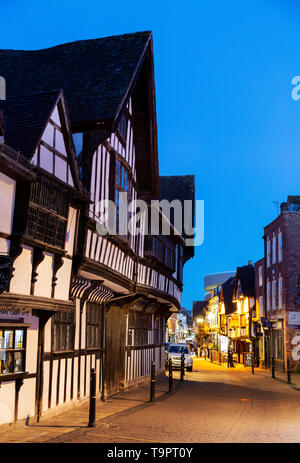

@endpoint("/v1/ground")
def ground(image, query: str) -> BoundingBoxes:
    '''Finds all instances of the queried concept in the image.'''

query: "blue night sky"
[2,0,300,310]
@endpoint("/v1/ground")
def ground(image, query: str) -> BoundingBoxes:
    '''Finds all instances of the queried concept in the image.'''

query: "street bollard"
[204,350,207,361]
[168,358,173,392]
[287,357,291,385]
[180,353,185,381]
[88,368,96,427]
[271,357,275,379]
[219,351,222,366]
[252,355,255,374]
[150,361,156,402]
[210,350,212,363]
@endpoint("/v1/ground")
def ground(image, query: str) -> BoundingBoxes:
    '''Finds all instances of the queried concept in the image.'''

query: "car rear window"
[168,345,189,354]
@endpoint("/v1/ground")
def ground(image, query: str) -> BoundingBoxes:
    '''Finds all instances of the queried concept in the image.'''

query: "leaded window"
[86,303,102,349]
[53,311,74,352]
[26,178,69,249]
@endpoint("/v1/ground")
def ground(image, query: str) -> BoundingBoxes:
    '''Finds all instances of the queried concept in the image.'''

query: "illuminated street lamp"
[197,317,204,324]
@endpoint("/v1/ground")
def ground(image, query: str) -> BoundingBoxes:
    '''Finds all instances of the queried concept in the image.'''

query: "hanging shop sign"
[0,256,13,295]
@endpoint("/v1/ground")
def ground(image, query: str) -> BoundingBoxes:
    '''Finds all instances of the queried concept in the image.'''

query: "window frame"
[0,326,27,376]
[52,311,75,353]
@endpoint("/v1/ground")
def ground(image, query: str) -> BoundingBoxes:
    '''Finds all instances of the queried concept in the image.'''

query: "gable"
[31,98,78,189]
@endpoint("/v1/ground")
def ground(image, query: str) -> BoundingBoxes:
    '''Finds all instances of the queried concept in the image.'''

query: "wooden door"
[105,305,126,395]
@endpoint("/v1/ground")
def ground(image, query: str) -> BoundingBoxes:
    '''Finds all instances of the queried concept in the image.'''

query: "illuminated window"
[0,328,26,375]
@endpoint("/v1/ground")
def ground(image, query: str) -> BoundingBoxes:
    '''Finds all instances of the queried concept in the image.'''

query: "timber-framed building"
[0,31,195,425]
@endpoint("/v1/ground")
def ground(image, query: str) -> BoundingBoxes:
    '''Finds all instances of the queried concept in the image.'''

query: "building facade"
[0,32,195,426]
[263,196,300,371]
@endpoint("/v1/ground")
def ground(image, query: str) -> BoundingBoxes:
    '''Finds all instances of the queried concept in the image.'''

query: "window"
[53,311,74,352]
[26,178,69,249]
[154,315,163,344]
[128,311,152,346]
[272,234,276,264]
[278,232,283,263]
[258,266,263,287]
[266,279,270,311]
[272,279,277,310]
[117,114,128,140]
[266,238,271,268]
[86,303,102,349]
[278,275,283,309]
[0,328,26,375]
[115,159,133,235]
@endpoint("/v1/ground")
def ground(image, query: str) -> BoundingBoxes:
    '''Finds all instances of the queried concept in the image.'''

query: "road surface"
[48,359,300,443]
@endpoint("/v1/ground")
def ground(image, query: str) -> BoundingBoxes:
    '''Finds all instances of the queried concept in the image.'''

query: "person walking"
[228,347,235,368]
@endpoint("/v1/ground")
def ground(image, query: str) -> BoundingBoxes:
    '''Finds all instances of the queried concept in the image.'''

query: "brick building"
[263,196,300,370]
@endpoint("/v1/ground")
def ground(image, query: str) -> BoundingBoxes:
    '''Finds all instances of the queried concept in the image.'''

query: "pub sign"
[0,255,13,294]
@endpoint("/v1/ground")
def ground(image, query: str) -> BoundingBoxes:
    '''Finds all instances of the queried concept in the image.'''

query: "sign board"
[288,312,300,329]
[0,256,13,295]
[244,352,253,367]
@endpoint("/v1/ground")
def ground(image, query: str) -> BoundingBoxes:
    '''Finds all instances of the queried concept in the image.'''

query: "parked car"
[166,343,193,371]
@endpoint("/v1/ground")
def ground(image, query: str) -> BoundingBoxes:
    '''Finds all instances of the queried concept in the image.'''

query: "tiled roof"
[221,276,237,315]
[0,32,152,128]
[235,265,255,298]
[0,91,61,159]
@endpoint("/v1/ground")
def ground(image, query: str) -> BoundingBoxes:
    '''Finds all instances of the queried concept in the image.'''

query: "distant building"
[263,196,300,370]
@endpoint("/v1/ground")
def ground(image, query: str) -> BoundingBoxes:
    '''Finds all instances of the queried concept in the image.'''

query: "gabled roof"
[233,264,255,299]
[220,276,237,315]
[0,90,83,192]
[192,301,208,319]
[0,31,152,129]
[0,91,60,158]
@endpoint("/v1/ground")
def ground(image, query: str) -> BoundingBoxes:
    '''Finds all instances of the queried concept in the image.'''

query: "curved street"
[48,359,300,443]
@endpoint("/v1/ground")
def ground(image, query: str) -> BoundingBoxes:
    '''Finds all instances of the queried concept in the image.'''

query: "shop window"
[86,303,102,348]
[0,328,26,375]
[53,311,74,352]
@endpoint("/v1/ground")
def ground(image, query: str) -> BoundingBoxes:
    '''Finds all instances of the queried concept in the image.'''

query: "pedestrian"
[228,347,235,368]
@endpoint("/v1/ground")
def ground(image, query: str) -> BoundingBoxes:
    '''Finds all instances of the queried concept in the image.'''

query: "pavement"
[2,358,300,443]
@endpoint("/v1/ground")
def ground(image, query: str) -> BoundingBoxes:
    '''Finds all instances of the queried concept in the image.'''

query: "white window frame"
[266,279,270,311]
[258,266,263,287]
[278,274,283,309]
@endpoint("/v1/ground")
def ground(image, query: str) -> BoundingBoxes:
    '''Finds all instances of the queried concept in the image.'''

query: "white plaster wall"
[44,318,52,353]
[80,356,85,397]
[65,358,72,403]
[54,258,72,301]
[18,378,36,420]
[86,355,91,396]
[50,360,58,408]
[26,326,38,374]
[34,252,53,298]
[42,361,50,412]
[74,299,80,350]
[9,246,32,295]
[0,382,15,425]
[81,303,86,349]
[0,237,10,254]
[0,172,15,235]
[73,357,78,398]
[58,359,66,405]
[65,207,77,256]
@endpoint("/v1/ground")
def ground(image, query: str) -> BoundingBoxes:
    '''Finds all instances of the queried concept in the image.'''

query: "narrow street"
[41,359,300,443]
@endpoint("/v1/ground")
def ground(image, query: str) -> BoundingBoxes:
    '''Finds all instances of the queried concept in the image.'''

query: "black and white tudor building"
[0,31,195,425]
